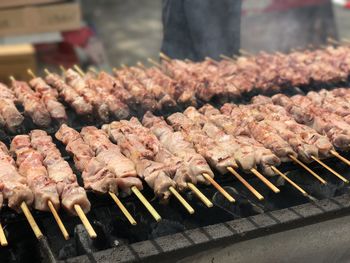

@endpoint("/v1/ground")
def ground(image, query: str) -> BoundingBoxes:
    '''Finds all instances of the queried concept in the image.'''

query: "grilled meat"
[10,135,59,211]
[30,130,90,214]
[11,80,51,127]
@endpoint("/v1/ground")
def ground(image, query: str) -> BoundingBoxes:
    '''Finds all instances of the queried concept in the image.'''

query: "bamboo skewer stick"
[310,156,349,183]
[270,166,308,197]
[219,54,235,61]
[44,69,51,76]
[159,52,171,61]
[147,58,161,68]
[88,67,98,74]
[131,186,161,222]
[59,65,66,74]
[341,38,350,44]
[205,56,217,62]
[74,204,97,238]
[48,201,69,240]
[330,150,350,167]
[73,65,85,77]
[169,186,195,214]
[289,155,327,184]
[202,173,235,203]
[250,168,280,193]
[227,167,264,201]
[0,222,8,247]
[239,49,253,56]
[108,192,137,225]
[327,37,340,45]
[27,69,37,79]
[137,61,146,68]
[187,183,213,208]
[21,202,43,239]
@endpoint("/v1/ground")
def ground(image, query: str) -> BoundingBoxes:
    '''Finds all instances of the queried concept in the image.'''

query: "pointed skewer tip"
[73,65,85,77]
[44,68,51,76]
[27,68,36,78]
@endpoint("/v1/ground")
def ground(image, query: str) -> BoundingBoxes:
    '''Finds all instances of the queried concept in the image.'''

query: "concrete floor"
[81,2,350,67]
[178,214,350,263]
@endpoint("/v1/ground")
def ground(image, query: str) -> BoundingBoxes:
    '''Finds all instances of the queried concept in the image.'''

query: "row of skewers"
[2,43,350,132]
[2,83,350,246]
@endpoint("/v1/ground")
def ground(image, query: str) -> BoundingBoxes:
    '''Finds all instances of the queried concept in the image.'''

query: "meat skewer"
[62,67,109,122]
[29,130,91,214]
[10,76,51,127]
[166,112,265,200]
[249,96,349,183]
[94,70,136,108]
[55,124,140,224]
[113,67,159,113]
[183,106,280,193]
[0,141,42,239]
[0,141,35,244]
[10,135,71,239]
[27,69,67,124]
[44,69,93,116]
[304,87,350,168]
[219,103,331,184]
[74,65,130,120]
[0,83,24,132]
[10,135,60,211]
[194,104,311,197]
[102,118,210,209]
[127,65,177,112]
[79,126,194,214]
[142,111,235,202]
[271,94,350,183]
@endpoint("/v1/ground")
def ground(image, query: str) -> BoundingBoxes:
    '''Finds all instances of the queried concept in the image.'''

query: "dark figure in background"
[161,0,242,61]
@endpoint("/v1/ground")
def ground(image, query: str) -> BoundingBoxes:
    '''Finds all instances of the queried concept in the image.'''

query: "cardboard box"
[0,44,37,83]
[0,0,63,9]
[0,1,81,37]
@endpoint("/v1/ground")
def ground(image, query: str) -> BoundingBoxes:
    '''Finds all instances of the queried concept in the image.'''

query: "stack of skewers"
[2,43,350,246]
[1,44,350,132]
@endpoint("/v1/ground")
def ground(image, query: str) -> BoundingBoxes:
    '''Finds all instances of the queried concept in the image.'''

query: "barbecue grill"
[2,150,350,263]
[3,44,350,263]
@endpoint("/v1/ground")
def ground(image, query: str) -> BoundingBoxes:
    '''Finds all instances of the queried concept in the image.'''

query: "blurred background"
[0,0,349,82]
